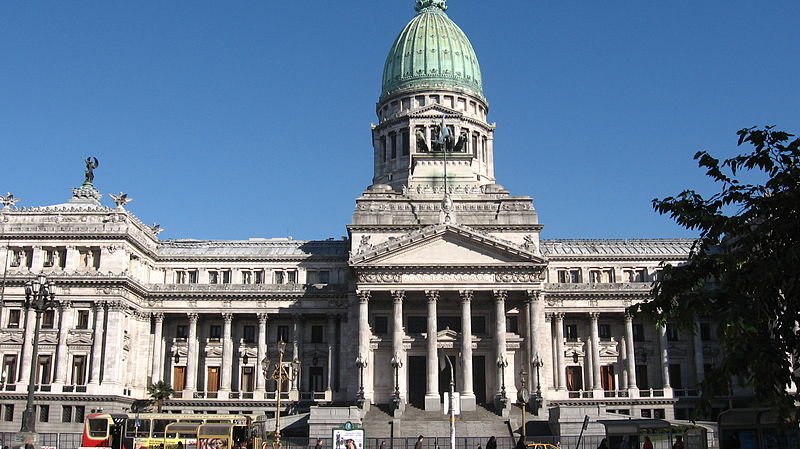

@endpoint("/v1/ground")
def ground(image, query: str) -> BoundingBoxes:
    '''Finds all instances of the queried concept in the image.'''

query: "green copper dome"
[381,0,484,101]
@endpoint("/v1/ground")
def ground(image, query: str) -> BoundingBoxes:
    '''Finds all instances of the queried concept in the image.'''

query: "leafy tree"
[635,126,799,422]
[147,380,175,412]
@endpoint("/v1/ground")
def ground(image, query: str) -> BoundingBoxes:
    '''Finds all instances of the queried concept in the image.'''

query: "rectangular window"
[632,323,645,342]
[598,324,611,341]
[406,316,426,334]
[318,270,330,284]
[38,404,49,423]
[36,355,52,385]
[635,365,649,390]
[565,324,579,342]
[669,364,683,389]
[221,270,231,284]
[437,316,461,332]
[209,325,222,339]
[310,325,324,343]
[4,404,13,422]
[401,129,410,156]
[641,409,652,418]
[74,405,85,423]
[471,316,486,334]
[666,325,679,341]
[242,271,252,284]
[273,271,284,284]
[653,409,665,419]
[44,248,56,267]
[601,365,615,391]
[700,322,711,341]
[373,316,388,335]
[276,325,290,343]
[76,310,90,329]
[9,248,22,267]
[186,270,197,284]
[72,355,87,385]
[286,271,297,284]
[254,270,264,284]
[176,325,188,339]
[209,271,219,284]
[566,366,583,391]
[390,132,397,159]
[558,269,582,283]
[62,405,72,423]
[42,310,56,329]
[242,325,255,343]
[506,316,518,334]
[8,310,21,328]
[309,366,324,392]
[241,367,254,392]
[175,271,186,284]
[3,355,18,384]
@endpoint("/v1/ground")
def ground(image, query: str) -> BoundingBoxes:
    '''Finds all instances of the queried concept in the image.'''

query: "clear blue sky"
[1,1,797,241]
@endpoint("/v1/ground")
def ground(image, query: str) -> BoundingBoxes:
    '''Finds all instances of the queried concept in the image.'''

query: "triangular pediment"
[407,103,462,119]
[351,224,546,267]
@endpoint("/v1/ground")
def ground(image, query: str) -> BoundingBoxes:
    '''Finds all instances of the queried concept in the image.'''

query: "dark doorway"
[473,356,486,405]
[438,354,457,398]
[408,356,426,407]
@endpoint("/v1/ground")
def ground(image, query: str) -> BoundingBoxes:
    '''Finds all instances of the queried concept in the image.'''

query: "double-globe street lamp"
[355,355,367,408]
[20,274,57,435]
[261,339,299,449]
[531,353,544,415]
[390,353,403,411]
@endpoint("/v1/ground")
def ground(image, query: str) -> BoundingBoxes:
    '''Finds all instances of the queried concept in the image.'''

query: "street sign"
[442,392,461,415]
[333,421,365,449]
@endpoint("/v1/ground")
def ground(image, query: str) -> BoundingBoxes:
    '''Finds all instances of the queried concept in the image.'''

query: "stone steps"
[362,404,511,439]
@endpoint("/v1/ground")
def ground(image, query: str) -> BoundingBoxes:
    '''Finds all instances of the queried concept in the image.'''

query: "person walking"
[673,436,685,449]
[415,436,425,449]
[486,436,497,449]
[643,437,653,449]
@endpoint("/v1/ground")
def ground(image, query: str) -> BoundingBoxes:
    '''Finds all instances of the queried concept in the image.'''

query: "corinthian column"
[659,324,672,395]
[625,313,639,396]
[89,302,106,387]
[151,313,165,383]
[185,313,199,393]
[391,290,406,401]
[54,301,73,387]
[220,313,233,396]
[356,290,372,401]
[493,290,507,395]
[460,290,476,411]
[590,312,602,394]
[424,290,440,411]
[554,312,567,391]
[256,313,267,393]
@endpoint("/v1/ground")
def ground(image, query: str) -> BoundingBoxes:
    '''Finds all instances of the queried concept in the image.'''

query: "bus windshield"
[88,418,110,438]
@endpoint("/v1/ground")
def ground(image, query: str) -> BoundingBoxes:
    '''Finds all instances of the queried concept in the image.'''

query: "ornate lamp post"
[531,353,544,416]
[496,355,508,399]
[261,339,298,449]
[20,274,57,435]
[390,353,403,411]
[355,354,367,408]
[517,369,530,441]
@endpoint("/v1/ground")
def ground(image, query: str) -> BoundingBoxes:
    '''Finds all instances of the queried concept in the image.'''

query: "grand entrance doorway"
[408,356,426,407]
[473,356,486,405]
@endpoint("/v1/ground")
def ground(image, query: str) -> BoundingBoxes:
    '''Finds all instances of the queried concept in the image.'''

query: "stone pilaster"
[624,313,639,396]
[185,312,199,393]
[54,301,73,387]
[103,302,125,387]
[89,302,106,388]
[460,290,476,411]
[424,290,439,411]
[590,312,602,394]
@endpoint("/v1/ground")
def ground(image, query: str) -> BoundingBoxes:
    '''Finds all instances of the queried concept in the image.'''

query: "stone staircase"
[361,404,511,438]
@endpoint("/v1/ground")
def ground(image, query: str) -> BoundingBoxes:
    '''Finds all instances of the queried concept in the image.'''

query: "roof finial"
[415,0,447,13]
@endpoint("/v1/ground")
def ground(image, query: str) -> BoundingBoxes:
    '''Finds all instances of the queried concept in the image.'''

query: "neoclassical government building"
[0,0,742,435]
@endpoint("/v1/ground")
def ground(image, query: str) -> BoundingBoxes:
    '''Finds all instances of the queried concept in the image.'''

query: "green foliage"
[147,380,175,412]
[636,126,800,422]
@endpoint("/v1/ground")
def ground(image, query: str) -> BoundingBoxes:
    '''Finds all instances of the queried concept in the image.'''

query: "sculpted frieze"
[357,273,402,283]
[0,330,24,345]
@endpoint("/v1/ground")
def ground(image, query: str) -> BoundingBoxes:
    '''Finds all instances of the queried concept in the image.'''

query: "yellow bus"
[197,423,249,449]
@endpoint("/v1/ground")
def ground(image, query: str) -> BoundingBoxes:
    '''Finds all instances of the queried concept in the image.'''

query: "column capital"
[545,312,554,322]
[525,289,542,302]
[152,312,164,322]
[492,290,507,302]
[357,289,371,303]
[459,290,473,302]
[92,301,107,311]
[222,312,233,323]
[624,312,635,321]
[589,311,600,321]
[187,312,199,323]
[425,290,439,302]
[58,300,72,310]
[258,312,268,324]
[391,290,405,303]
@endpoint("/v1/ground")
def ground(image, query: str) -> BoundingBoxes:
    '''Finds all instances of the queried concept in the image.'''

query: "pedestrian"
[415,436,425,449]
[379,441,387,449]
[620,436,631,449]
[486,436,497,449]
[316,440,325,449]
[643,437,653,449]
[477,444,482,449]
[672,436,685,449]
[516,436,526,449]
[597,438,608,449]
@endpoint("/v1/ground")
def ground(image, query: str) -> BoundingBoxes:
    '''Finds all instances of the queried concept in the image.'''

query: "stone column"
[659,324,672,394]
[522,299,532,370]
[151,313,165,383]
[554,312,567,391]
[543,311,555,391]
[356,290,372,401]
[460,290,476,410]
[493,290,507,395]
[291,313,301,392]
[391,290,406,400]
[693,317,705,386]
[220,313,233,396]
[625,313,639,396]
[89,302,106,387]
[590,312,602,393]
[185,313,199,393]
[256,313,268,393]
[103,302,125,386]
[53,301,73,387]
[424,290,439,411]
[326,313,336,392]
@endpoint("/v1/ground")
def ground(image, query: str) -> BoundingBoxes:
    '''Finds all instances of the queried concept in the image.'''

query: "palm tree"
[147,380,175,412]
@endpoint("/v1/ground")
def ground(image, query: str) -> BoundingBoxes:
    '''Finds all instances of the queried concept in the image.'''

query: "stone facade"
[0,0,748,436]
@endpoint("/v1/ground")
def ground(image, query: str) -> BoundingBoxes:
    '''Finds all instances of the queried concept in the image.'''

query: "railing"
[673,388,699,397]
[603,389,629,398]
[568,389,594,398]
[639,388,666,397]
[62,384,88,393]
[265,391,290,400]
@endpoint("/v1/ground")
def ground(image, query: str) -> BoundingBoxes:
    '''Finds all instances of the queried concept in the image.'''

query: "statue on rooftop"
[84,157,99,185]
[0,192,19,208]
[110,192,132,209]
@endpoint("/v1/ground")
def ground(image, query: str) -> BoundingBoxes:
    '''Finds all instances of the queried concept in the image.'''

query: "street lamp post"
[441,353,456,449]
[531,353,544,416]
[390,353,402,411]
[496,356,508,399]
[261,339,298,449]
[355,355,367,408]
[20,274,57,436]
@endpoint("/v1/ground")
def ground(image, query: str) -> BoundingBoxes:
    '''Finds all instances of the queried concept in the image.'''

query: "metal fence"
[0,432,83,449]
